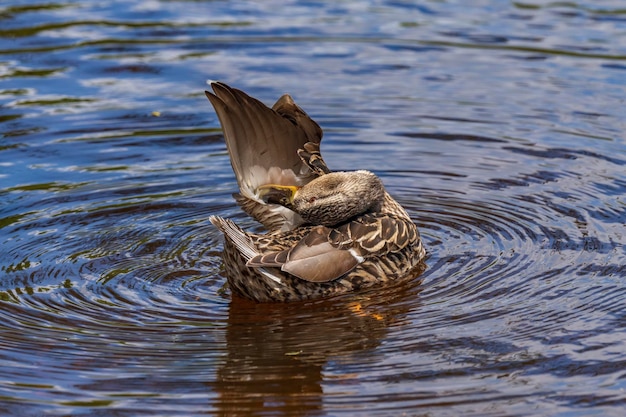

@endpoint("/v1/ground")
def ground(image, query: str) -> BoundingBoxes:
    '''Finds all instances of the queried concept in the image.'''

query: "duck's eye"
[308,196,317,204]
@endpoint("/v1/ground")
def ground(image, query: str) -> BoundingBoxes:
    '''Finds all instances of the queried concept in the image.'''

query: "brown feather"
[246,226,363,282]
[205,83,426,301]
[281,251,360,282]
[206,83,322,189]
[206,83,324,231]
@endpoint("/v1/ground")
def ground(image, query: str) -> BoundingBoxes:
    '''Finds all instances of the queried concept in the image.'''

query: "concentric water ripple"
[2,140,625,414]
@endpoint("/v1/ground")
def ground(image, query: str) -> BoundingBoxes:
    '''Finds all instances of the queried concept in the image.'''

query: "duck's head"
[257,170,385,227]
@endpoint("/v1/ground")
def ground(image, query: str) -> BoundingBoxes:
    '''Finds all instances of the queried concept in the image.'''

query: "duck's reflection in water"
[212,267,425,416]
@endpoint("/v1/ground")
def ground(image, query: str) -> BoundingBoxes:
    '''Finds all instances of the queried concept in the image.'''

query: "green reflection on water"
[513,2,626,14]
[0,3,75,17]
[0,114,22,123]
[0,19,252,38]
[0,212,36,229]
[3,127,45,137]
[1,258,31,273]
[0,67,67,78]
[6,181,91,193]
[15,97,96,106]
[0,280,73,304]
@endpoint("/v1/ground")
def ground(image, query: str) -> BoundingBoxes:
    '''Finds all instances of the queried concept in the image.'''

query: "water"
[1,0,625,415]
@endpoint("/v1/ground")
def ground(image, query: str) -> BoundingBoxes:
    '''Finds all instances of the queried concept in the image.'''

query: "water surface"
[1,0,625,416]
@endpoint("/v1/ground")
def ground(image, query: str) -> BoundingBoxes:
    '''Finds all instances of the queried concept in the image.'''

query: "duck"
[206,82,425,302]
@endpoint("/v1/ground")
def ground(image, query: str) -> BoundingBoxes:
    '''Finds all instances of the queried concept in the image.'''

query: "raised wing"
[206,82,327,231]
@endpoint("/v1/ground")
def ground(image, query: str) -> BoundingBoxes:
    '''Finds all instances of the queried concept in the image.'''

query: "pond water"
[1,0,625,415]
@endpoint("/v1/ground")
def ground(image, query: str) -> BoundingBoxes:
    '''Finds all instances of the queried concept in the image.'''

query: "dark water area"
[1,0,625,415]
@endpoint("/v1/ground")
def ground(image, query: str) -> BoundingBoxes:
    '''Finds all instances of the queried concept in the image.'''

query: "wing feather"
[243,215,418,283]
[206,82,326,231]
[281,251,360,282]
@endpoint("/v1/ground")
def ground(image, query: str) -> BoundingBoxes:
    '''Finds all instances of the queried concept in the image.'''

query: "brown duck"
[206,82,425,302]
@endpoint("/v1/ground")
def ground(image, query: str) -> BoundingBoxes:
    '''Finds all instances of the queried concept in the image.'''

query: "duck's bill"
[257,184,299,206]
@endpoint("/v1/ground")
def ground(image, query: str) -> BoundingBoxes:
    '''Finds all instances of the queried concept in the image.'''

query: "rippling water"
[1,0,625,415]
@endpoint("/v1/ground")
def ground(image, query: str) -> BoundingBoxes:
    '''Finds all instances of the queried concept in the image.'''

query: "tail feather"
[209,215,259,262]
[210,215,283,285]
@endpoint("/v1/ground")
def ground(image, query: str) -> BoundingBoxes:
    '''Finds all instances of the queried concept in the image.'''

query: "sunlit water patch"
[1,0,625,415]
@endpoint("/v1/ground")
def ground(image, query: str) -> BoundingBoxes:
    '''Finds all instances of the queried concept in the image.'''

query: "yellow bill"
[256,184,300,205]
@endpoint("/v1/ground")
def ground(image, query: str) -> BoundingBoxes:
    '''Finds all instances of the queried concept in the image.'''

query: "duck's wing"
[247,214,419,282]
[298,142,331,176]
[206,82,328,231]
